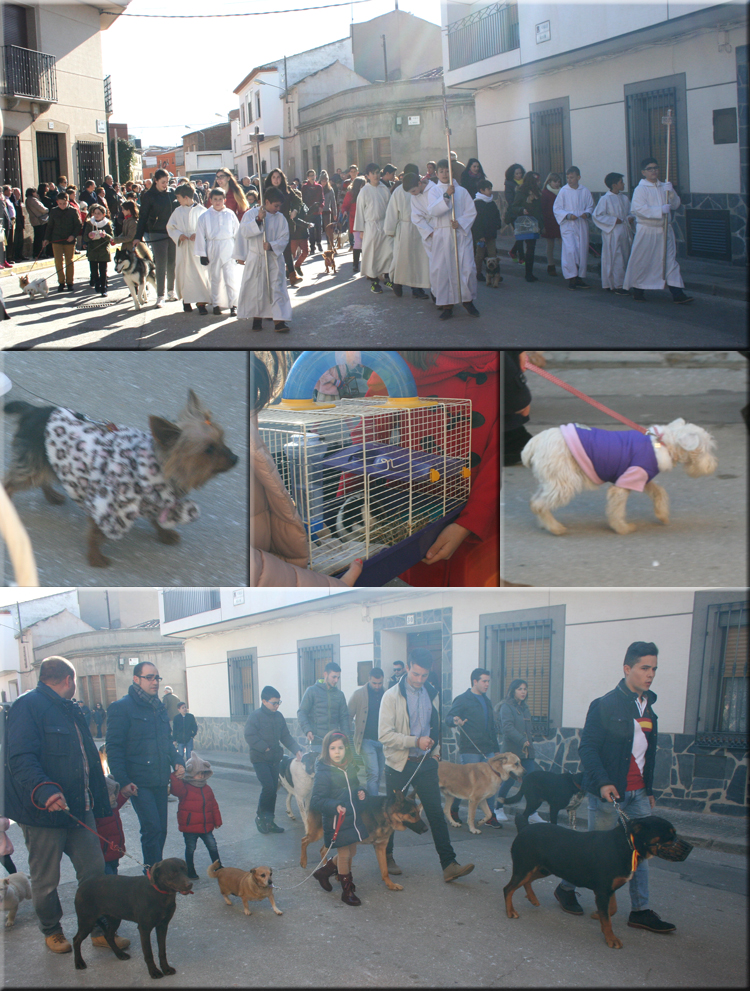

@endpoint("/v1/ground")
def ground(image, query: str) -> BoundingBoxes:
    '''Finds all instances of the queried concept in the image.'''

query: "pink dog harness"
[560,423,659,492]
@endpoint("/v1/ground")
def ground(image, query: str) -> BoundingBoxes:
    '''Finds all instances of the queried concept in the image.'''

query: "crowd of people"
[1,150,692,317]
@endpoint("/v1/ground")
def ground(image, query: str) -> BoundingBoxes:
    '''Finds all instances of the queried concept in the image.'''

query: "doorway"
[36,131,60,185]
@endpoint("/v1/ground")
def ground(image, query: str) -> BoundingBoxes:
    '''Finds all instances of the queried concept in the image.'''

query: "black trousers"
[524,239,537,277]
[252,760,281,817]
[2,854,17,874]
[89,259,108,292]
[384,758,457,870]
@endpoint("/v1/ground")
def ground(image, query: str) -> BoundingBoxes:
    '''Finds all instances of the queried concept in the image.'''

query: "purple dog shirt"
[560,423,659,492]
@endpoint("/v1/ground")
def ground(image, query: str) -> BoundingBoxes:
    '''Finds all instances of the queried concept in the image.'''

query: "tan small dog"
[324,221,338,252]
[336,230,347,251]
[207,860,282,916]
[323,249,337,274]
[485,257,502,288]
[1,873,32,927]
[439,752,525,833]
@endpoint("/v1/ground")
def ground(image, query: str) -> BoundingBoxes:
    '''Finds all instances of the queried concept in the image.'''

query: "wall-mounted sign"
[47,120,54,129]
[128,657,139,666]
[96,119,106,134]
[233,589,245,606]
[407,115,420,126]
[536,20,551,44]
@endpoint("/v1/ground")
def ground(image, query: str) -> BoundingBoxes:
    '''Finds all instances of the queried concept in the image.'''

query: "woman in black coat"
[504,163,526,262]
[506,172,544,283]
[92,702,106,738]
[459,158,487,200]
[309,730,369,905]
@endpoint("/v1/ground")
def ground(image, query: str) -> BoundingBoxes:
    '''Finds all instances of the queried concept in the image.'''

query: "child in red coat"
[95,774,130,874]
[169,751,222,880]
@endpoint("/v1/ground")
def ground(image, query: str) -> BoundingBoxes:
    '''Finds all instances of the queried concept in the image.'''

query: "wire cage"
[257,354,472,583]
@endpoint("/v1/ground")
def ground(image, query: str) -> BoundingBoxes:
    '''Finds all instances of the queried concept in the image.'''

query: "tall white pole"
[441,76,463,301]
[661,108,674,284]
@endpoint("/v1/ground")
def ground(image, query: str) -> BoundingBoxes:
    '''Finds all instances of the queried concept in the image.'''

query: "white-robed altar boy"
[166,184,211,315]
[194,187,240,315]
[591,172,633,295]
[234,186,291,332]
[553,165,595,291]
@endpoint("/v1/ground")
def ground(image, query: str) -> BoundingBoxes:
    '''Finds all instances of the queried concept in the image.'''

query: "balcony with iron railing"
[162,587,221,623]
[2,45,57,103]
[447,2,520,71]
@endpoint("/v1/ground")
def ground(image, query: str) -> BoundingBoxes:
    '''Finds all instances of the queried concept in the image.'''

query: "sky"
[100,0,442,149]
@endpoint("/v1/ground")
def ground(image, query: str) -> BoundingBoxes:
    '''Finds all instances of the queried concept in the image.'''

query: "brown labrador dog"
[73,858,193,979]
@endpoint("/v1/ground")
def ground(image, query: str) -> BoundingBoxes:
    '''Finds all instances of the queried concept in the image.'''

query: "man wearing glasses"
[106,662,185,871]
[244,687,303,834]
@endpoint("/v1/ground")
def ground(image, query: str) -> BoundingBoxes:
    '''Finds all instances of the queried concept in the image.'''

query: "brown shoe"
[288,272,300,286]
[337,872,361,906]
[312,858,338,892]
[294,264,304,277]
[91,934,131,949]
[443,861,475,882]
[547,265,557,276]
[45,933,72,953]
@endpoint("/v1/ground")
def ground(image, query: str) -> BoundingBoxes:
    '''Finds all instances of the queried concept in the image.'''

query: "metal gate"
[485,620,551,735]
[686,209,731,262]
[77,140,105,187]
[530,106,564,182]
[626,86,680,191]
[1,134,22,189]
[36,131,60,185]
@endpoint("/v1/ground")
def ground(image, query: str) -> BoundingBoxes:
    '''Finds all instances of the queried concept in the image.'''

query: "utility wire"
[102,0,374,18]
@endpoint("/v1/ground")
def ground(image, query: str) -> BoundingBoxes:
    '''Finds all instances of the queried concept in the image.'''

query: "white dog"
[1,872,32,927]
[19,276,49,299]
[521,419,717,534]
[278,752,316,829]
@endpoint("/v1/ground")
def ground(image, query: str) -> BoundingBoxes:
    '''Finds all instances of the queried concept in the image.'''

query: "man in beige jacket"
[379,648,474,883]
[348,667,385,796]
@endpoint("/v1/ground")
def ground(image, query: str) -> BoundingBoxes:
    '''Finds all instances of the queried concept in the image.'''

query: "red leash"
[524,362,648,435]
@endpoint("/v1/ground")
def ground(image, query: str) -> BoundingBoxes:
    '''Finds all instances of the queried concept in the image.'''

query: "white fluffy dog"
[1,872,32,927]
[19,275,49,299]
[521,418,717,535]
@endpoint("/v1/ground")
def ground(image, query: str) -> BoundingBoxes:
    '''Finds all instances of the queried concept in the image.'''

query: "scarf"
[132,681,162,707]
[475,192,493,203]
[89,215,108,229]
[546,184,560,196]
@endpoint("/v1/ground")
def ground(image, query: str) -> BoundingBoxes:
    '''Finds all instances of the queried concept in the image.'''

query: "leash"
[524,362,648,435]
[272,809,346,892]
[401,747,431,792]
[610,796,640,873]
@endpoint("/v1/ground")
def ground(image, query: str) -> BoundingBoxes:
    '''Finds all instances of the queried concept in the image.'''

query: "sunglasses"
[266,699,281,706]
[137,674,162,682]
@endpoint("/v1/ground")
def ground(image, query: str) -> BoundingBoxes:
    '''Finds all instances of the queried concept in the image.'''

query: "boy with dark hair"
[383,171,430,299]
[472,179,502,283]
[353,163,393,294]
[234,185,291,332]
[553,166,594,290]
[244,686,302,834]
[298,661,351,749]
[380,164,397,188]
[194,187,240,316]
[424,159,479,319]
[166,183,210,314]
[592,172,633,295]
[42,191,81,292]
[302,170,324,253]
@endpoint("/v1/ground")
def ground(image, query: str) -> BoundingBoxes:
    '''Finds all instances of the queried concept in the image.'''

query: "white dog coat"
[44,407,199,540]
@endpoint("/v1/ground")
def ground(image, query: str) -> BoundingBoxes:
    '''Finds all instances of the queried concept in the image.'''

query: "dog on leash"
[114,247,157,310]
[19,274,49,299]
[278,752,317,827]
[485,257,503,288]
[3,390,238,567]
[1,872,32,927]
[504,770,585,827]
[323,249,337,275]
[439,753,525,833]
[336,229,347,251]
[521,419,717,535]
[207,861,282,917]
[324,222,338,252]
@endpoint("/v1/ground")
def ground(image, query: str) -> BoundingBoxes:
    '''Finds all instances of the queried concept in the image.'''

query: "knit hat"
[184,751,212,784]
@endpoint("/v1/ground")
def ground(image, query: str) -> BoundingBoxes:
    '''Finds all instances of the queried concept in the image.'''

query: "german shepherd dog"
[278,752,317,828]
[503,816,692,949]
[300,789,429,891]
[114,247,157,311]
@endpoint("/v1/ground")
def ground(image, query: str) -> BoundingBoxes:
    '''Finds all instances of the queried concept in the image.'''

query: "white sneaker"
[494,807,509,822]
[528,812,546,824]
[155,296,164,308]
[166,291,178,302]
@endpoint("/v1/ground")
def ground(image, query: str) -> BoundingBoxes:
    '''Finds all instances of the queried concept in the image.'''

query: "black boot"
[266,819,284,833]
[312,858,338,892]
[255,815,269,834]
[450,800,462,825]
[338,872,361,906]
[352,249,361,274]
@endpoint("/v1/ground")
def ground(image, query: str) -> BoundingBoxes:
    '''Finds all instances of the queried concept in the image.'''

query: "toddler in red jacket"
[169,751,222,880]
[95,774,130,875]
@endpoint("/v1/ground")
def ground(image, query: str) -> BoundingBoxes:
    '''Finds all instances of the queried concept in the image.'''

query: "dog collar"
[146,869,171,895]
[646,427,664,446]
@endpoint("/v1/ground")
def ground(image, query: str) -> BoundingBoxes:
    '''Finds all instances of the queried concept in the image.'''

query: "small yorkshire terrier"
[485,257,503,288]
[3,390,238,567]
[323,249,337,275]
[19,274,49,299]
[521,418,717,535]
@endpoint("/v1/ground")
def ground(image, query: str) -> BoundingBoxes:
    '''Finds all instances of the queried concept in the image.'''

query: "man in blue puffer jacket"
[106,661,185,872]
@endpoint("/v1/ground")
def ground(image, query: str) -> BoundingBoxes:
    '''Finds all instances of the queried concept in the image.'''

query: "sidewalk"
[199,749,748,856]
[495,234,748,302]
[539,350,747,367]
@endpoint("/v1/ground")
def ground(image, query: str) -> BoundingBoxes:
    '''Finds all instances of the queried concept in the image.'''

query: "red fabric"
[626,755,645,791]
[541,187,561,239]
[224,188,245,221]
[169,774,223,833]
[341,190,357,232]
[95,791,128,862]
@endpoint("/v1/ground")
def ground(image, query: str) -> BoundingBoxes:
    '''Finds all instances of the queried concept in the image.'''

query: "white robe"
[425,180,477,305]
[383,183,430,289]
[591,191,633,290]
[553,184,595,279]
[623,178,684,290]
[233,206,291,321]
[166,204,211,304]
[352,181,393,279]
[194,206,240,308]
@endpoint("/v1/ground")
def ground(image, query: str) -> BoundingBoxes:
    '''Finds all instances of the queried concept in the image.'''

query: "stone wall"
[194,716,311,757]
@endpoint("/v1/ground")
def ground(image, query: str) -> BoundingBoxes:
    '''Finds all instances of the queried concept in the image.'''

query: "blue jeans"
[496,758,540,803]
[558,788,651,910]
[360,739,385,796]
[175,740,194,766]
[183,831,219,876]
[104,860,119,875]
[450,752,497,816]
[130,785,169,873]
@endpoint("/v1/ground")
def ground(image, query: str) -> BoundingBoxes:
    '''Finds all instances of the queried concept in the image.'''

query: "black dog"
[73,858,193,978]
[503,816,692,949]
[504,770,585,826]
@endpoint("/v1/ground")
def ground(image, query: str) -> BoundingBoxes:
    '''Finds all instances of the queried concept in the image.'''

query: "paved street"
[2,761,747,988]
[502,356,748,587]
[1,352,247,586]
[1,243,746,349]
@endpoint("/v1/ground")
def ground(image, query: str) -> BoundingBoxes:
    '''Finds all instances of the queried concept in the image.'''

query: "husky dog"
[522,419,717,535]
[114,247,157,310]
[19,274,49,299]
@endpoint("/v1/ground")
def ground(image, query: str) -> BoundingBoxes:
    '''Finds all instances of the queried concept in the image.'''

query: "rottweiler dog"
[73,858,193,978]
[504,770,585,827]
[503,816,692,948]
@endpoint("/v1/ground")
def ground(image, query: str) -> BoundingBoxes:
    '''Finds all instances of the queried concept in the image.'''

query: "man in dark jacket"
[105,661,184,872]
[42,191,81,291]
[555,642,675,935]
[4,656,129,955]
[172,702,197,767]
[244,686,302,834]
[132,168,178,304]
[103,174,119,218]
[79,180,98,209]
[472,179,502,282]
[301,170,324,253]
[444,668,502,828]
[297,661,351,749]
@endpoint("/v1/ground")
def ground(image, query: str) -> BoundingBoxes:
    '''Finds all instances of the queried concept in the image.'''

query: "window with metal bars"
[298,636,340,699]
[227,648,257,719]
[696,601,748,747]
[529,99,569,183]
[484,620,552,735]
[163,588,220,623]
[625,75,687,193]
[447,2,520,71]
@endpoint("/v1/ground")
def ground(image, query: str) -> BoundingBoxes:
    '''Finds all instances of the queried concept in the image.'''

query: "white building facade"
[160,586,748,816]
[441,1,748,266]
